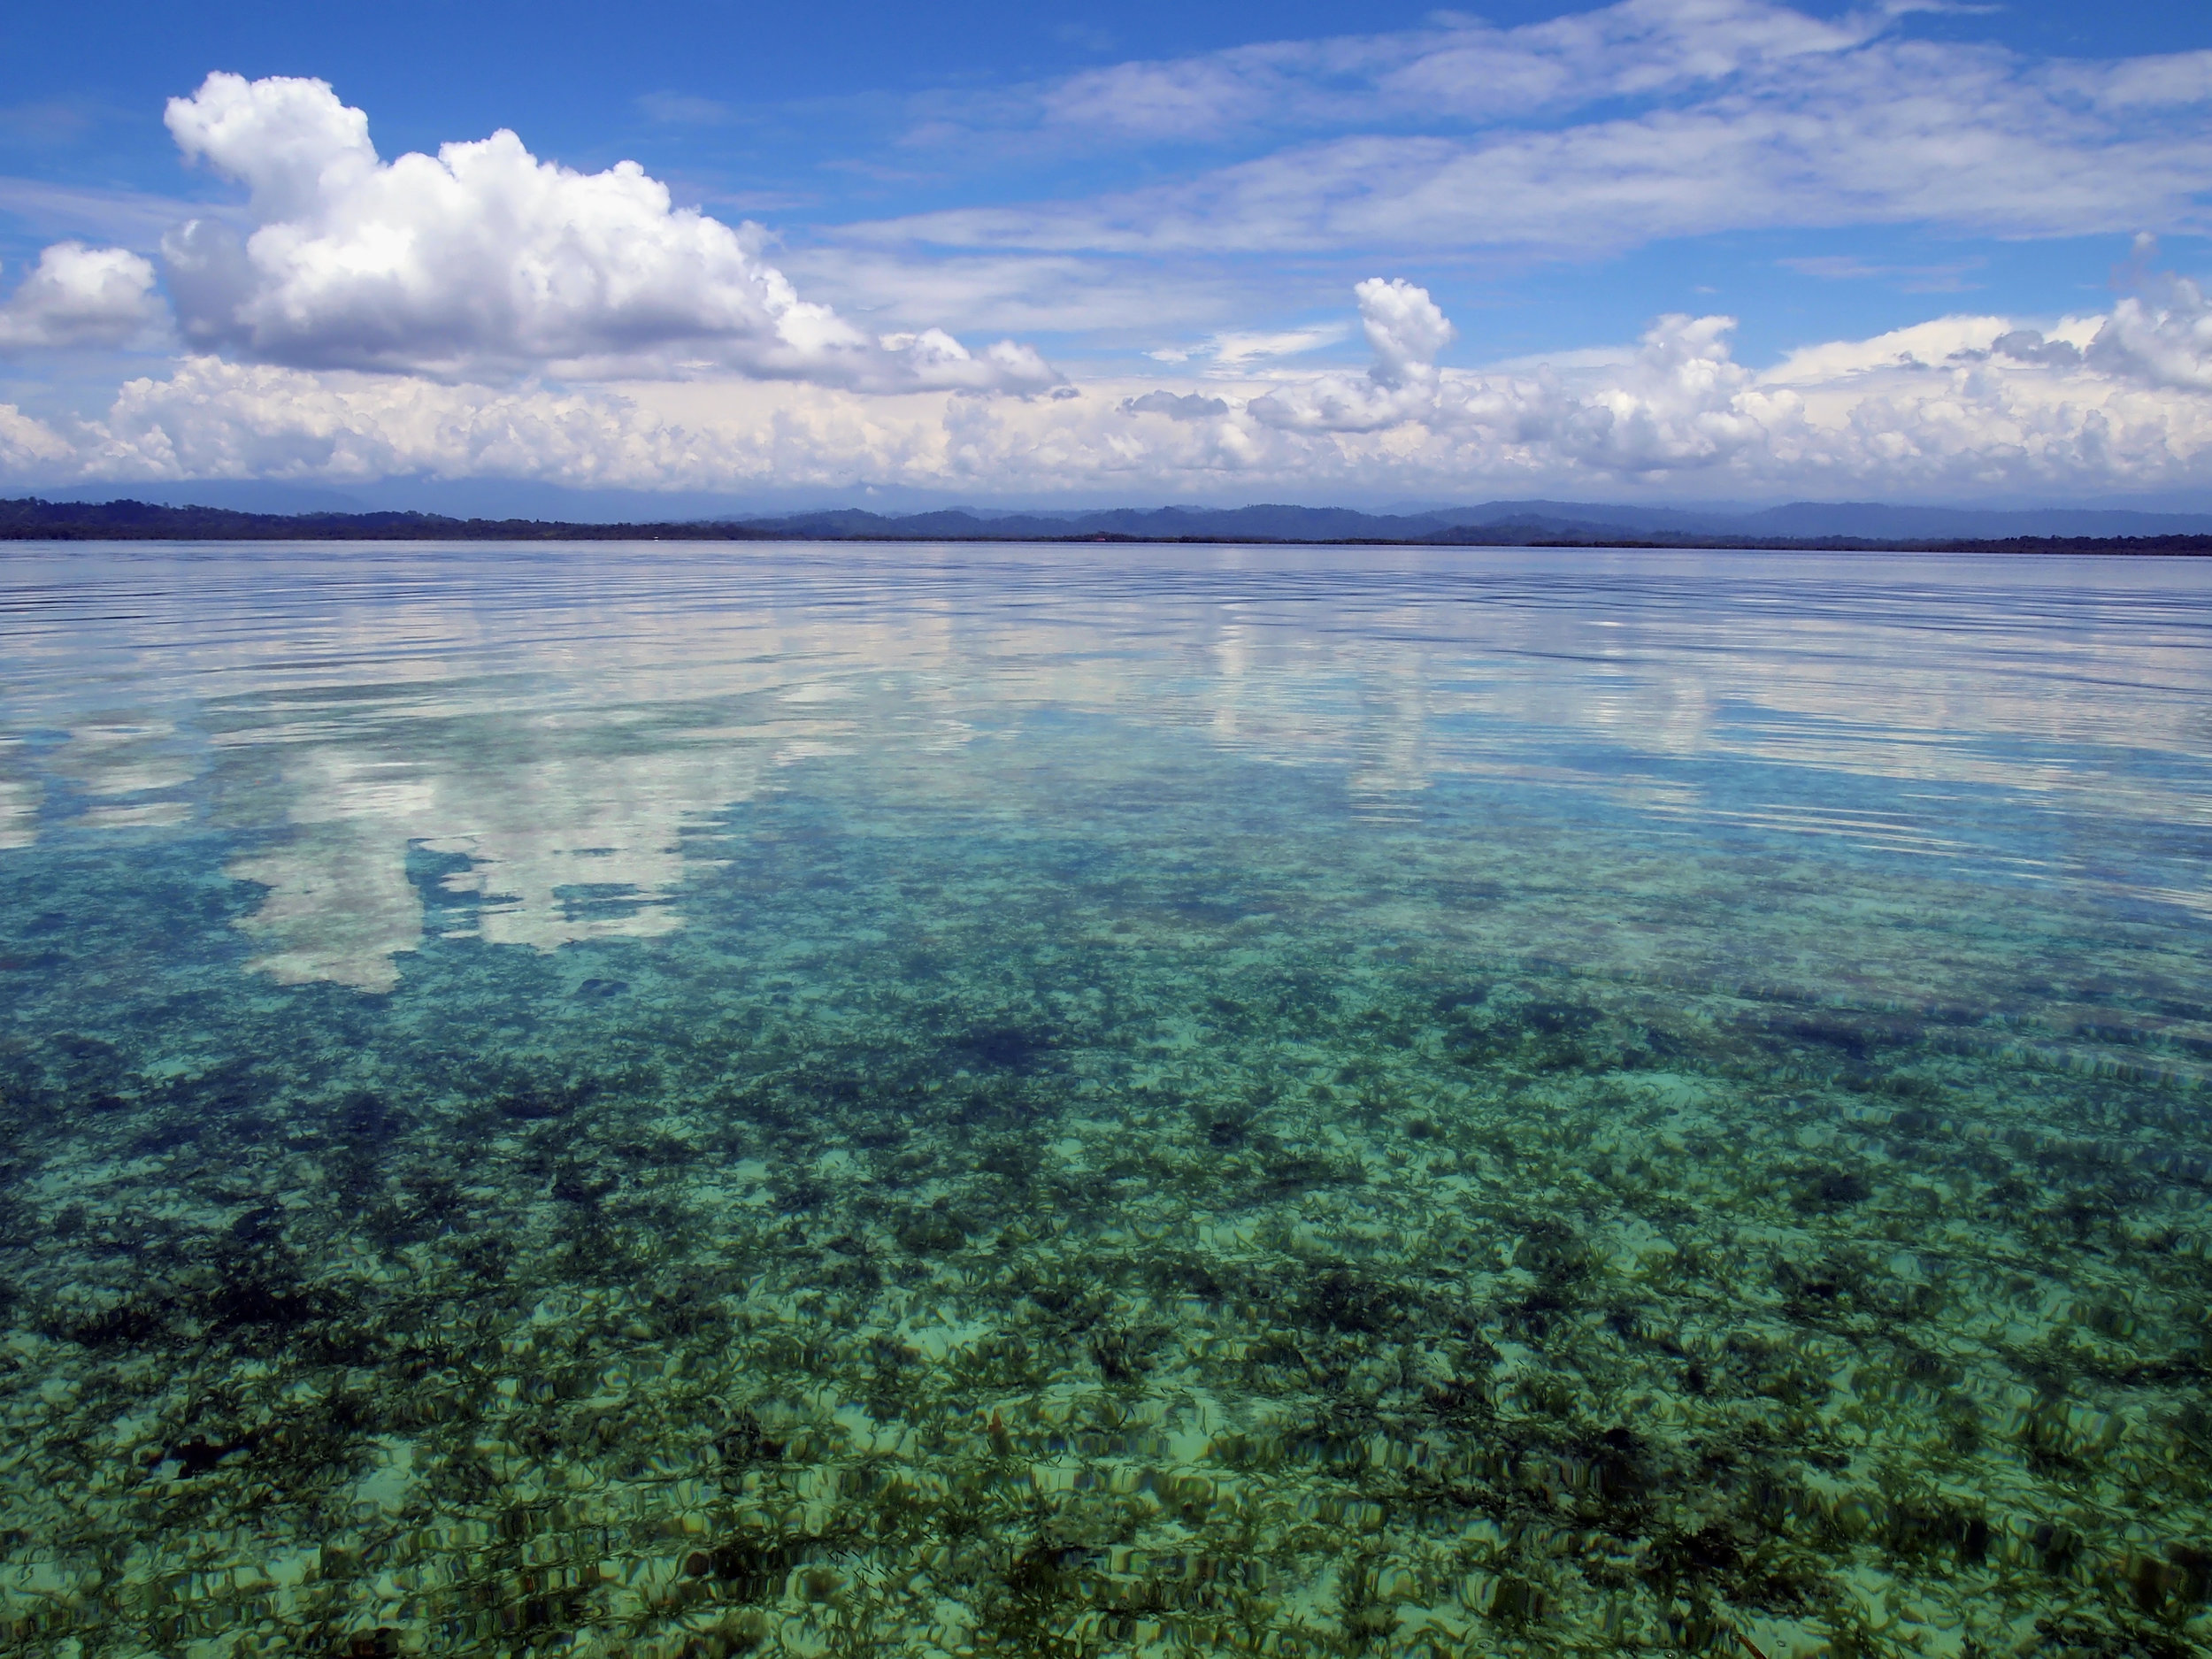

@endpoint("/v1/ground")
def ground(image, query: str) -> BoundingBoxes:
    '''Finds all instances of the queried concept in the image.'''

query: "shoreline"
[6,497,2212,556]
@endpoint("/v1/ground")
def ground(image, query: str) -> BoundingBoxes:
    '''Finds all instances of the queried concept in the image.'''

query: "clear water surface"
[2,541,2209,1657]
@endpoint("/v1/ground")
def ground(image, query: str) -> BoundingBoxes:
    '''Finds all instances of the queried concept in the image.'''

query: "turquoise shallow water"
[2,540,2210,1657]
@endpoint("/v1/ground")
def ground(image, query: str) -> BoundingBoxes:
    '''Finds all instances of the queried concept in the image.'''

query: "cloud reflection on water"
[0,541,2206,992]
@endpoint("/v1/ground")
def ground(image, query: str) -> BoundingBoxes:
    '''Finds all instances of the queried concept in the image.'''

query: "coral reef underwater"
[1,542,2209,1657]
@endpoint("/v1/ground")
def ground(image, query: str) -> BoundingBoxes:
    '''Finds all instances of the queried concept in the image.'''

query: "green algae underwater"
[2,540,2211,1659]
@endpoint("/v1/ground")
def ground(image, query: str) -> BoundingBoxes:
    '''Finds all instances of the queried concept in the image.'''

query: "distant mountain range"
[741,499,2212,543]
[5,495,2212,552]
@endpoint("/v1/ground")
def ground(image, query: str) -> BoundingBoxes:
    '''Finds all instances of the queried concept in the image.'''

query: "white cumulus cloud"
[1250,288,1769,472]
[0,403,76,469]
[2085,273,2212,392]
[158,72,1057,392]
[1357,277,1454,388]
[0,242,166,349]
[1246,278,1456,430]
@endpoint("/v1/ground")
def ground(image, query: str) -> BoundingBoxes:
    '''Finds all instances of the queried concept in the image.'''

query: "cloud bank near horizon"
[7,270,2212,502]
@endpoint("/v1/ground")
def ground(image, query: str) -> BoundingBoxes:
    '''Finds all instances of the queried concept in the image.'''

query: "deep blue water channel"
[2,540,2210,1657]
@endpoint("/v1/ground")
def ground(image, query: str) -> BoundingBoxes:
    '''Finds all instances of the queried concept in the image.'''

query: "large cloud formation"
[157,73,1056,391]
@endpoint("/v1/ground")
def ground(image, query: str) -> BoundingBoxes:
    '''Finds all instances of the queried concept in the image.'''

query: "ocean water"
[2,539,2209,1659]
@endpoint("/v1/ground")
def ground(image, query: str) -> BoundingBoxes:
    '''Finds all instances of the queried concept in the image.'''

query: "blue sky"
[1,0,2209,507]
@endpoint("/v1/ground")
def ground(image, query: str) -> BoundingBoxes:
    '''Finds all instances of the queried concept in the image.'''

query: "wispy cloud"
[0,176,196,245]
[779,249,1241,336]
[914,0,1886,150]
[1202,326,1348,366]
[1051,23,1118,56]
[0,100,100,150]
[1780,254,1986,292]
[1141,323,1350,368]
[635,92,734,127]
[854,1,2212,259]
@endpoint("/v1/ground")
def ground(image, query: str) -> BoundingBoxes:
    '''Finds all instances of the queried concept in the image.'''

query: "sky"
[0,0,2209,510]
